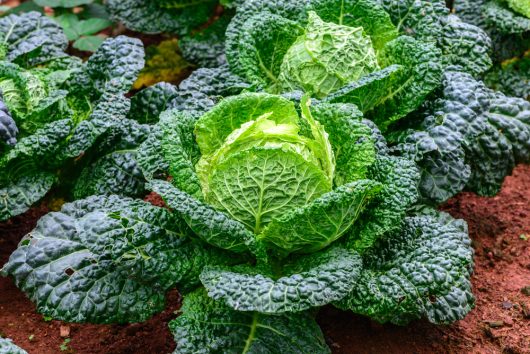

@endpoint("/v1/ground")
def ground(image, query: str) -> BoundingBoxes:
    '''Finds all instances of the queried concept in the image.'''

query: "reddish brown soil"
[1,165,529,354]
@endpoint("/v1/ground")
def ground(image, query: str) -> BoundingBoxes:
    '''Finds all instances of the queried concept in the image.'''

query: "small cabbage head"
[278,11,379,98]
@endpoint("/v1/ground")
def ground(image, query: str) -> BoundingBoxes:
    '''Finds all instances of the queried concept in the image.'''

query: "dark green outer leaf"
[106,0,217,35]
[2,195,236,323]
[0,97,18,146]
[312,102,376,184]
[72,151,146,199]
[336,213,474,325]
[0,170,56,222]
[0,11,68,66]
[483,0,530,34]
[0,338,27,354]
[346,155,420,251]
[440,15,492,77]
[148,179,255,254]
[200,246,362,313]
[170,288,331,353]
[129,82,179,124]
[85,35,145,95]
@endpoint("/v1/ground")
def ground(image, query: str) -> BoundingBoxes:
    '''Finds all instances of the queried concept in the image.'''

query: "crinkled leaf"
[1,195,235,323]
[0,11,68,65]
[0,98,18,146]
[128,82,178,124]
[484,0,530,34]
[310,0,398,50]
[485,56,530,100]
[179,14,231,68]
[278,12,380,98]
[169,65,250,116]
[160,109,203,198]
[336,213,474,325]
[106,0,217,35]
[195,93,299,156]
[148,179,255,253]
[0,169,55,222]
[312,102,376,184]
[440,15,492,76]
[0,339,27,354]
[391,128,470,204]
[234,12,303,91]
[86,36,145,95]
[393,68,530,202]
[73,151,146,199]
[259,180,381,254]
[207,147,331,233]
[170,288,330,353]
[201,246,362,313]
[346,155,420,251]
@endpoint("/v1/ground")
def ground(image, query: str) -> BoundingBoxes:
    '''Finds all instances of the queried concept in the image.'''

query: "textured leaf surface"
[0,339,27,354]
[336,213,474,325]
[2,195,234,323]
[169,65,250,116]
[484,0,530,34]
[485,56,530,100]
[207,147,331,234]
[128,82,178,123]
[73,151,146,199]
[106,0,216,35]
[201,246,362,313]
[179,14,231,68]
[327,34,442,128]
[311,102,376,184]
[0,11,67,65]
[86,36,145,95]
[0,97,18,146]
[195,93,299,156]
[347,155,420,251]
[0,169,55,222]
[149,180,255,253]
[440,15,492,76]
[391,128,470,204]
[278,12,380,98]
[170,289,331,353]
[259,180,381,254]
[395,69,530,201]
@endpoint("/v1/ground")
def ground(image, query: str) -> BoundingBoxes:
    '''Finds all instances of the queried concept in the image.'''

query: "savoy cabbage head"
[225,0,494,130]
[3,92,475,353]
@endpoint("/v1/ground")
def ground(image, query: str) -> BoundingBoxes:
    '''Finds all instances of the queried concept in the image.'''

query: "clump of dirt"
[1,165,529,353]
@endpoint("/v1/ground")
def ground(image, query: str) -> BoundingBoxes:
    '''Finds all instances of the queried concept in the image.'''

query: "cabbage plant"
[225,0,495,130]
[0,12,179,221]
[2,92,475,352]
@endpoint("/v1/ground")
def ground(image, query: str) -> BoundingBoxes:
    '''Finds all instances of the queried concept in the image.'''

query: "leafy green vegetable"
[201,246,363,312]
[0,338,27,354]
[225,0,448,126]
[1,195,237,323]
[393,68,530,203]
[0,11,68,65]
[106,0,218,35]
[336,212,474,325]
[170,289,330,353]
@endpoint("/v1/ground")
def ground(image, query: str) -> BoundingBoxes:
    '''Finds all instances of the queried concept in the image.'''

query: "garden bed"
[1,165,528,354]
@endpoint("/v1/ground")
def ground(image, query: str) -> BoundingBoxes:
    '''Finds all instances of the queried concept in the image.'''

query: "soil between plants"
[1,165,529,354]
